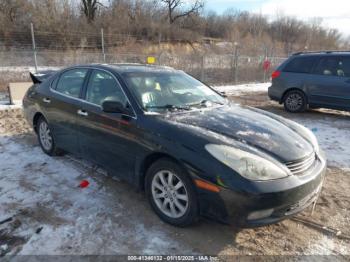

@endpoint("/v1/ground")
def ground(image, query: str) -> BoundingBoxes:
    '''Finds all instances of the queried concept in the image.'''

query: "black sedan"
[23,64,326,227]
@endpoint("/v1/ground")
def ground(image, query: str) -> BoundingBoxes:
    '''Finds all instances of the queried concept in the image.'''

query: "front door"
[76,69,139,182]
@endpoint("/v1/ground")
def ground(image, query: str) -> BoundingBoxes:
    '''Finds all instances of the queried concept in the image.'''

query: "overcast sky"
[205,0,350,37]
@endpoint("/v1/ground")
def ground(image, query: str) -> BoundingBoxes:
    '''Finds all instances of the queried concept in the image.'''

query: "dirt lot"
[0,86,349,258]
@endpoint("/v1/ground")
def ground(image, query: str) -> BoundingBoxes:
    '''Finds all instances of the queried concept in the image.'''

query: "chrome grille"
[285,153,316,176]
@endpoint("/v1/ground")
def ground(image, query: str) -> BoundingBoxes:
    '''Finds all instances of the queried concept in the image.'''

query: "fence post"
[158,51,163,66]
[30,23,38,73]
[233,42,239,84]
[101,28,106,63]
[158,32,162,47]
[200,55,205,81]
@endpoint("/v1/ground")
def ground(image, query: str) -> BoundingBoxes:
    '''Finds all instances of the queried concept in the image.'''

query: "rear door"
[308,56,350,109]
[76,69,139,182]
[45,68,89,155]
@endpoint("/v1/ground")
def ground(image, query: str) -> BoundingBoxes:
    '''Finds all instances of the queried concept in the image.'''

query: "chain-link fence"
[0,49,287,86]
[0,25,288,90]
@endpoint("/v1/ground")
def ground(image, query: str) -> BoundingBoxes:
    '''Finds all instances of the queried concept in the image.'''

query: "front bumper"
[197,151,327,227]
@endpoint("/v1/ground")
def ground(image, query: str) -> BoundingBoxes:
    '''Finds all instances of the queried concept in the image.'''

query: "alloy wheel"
[151,170,189,218]
[285,93,303,111]
[39,121,53,151]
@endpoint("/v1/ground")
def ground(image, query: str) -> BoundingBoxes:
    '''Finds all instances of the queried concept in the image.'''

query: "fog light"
[247,209,274,220]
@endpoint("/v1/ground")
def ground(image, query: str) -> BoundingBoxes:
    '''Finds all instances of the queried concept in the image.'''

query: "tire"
[36,117,62,156]
[145,158,199,227]
[283,90,307,113]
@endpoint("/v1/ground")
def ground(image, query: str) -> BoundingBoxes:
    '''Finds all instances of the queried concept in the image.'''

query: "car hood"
[161,105,314,162]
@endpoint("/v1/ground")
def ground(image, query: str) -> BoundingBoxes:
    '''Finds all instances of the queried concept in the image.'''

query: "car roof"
[292,51,350,57]
[70,63,179,74]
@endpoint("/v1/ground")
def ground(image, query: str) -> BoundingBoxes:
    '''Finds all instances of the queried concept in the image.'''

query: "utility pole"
[101,28,106,63]
[31,23,38,73]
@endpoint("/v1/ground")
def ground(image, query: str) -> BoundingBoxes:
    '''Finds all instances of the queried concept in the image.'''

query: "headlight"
[205,144,289,181]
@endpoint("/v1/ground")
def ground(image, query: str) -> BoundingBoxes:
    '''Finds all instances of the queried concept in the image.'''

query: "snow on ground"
[0,66,60,73]
[213,83,270,95]
[0,104,22,109]
[0,135,187,255]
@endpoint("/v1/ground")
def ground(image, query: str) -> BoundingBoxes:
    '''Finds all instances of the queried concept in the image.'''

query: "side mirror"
[102,100,128,114]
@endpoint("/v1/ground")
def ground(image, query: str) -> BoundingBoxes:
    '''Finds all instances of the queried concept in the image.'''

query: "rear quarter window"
[55,69,88,98]
[313,56,350,77]
[283,57,319,74]
[340,56,350,77]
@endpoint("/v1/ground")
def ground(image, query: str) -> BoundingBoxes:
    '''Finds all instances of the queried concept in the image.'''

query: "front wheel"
[37,117,62,156]
[283,90,307,113]
[145,159,199,227]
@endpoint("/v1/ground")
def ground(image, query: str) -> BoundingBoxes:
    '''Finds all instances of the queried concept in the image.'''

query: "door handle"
[77,109,88,117]
[43,98,51,103]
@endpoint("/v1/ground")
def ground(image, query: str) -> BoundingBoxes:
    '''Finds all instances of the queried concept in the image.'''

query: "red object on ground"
[79,180,90,188]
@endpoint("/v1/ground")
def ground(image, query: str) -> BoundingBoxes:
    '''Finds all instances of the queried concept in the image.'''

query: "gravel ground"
[0,85,349,259]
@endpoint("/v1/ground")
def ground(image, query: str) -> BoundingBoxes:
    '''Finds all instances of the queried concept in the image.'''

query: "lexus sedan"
[23,64,326,227]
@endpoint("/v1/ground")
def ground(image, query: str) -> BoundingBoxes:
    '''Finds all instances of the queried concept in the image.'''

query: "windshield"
[123,71,225,112]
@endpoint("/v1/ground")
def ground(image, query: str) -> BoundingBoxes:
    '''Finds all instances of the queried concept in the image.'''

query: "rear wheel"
[283,90,307,113]
[37,117,62,156]
[145,159,198,227]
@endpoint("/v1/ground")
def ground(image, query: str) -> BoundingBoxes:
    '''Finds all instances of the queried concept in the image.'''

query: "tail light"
[271,70,281,79]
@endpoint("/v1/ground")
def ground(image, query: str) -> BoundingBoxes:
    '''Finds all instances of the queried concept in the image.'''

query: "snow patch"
[0,135,185,255]
[213,83,270,95]
[0,66,60,73]
[291,117,350,168]
[0,104,22,110]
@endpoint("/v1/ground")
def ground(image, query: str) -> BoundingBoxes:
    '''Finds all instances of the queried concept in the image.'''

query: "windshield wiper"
[145,104,191,111]
[188,100,224,108]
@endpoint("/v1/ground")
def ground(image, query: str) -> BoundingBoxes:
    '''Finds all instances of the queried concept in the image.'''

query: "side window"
[336,57,350,77]
[313,57,339,76]
[283,57,318,74]
[56,69,88,98]
[86,70,128,107]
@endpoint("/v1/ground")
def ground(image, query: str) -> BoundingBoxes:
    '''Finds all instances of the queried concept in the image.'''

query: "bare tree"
[160,0,204,24]
[0,0,344,55]
[0,0,23,22]
[269,16,304,55]
[81,0,104,23]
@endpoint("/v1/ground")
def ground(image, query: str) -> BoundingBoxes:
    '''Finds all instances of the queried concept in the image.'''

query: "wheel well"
[139,153,181,190]
[281,88,307,103]
[33,112,44,133]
